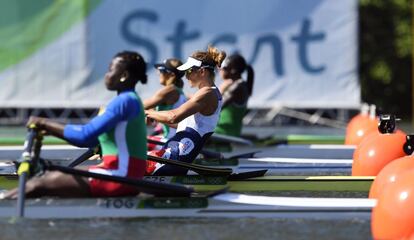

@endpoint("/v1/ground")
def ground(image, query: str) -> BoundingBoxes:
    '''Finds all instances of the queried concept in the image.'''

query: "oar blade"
[228,151,260,159]
[211,133,253,146]
[227,170,268,181]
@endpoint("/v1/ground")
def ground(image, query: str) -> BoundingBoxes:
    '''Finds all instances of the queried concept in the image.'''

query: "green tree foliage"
[359,0,412,119]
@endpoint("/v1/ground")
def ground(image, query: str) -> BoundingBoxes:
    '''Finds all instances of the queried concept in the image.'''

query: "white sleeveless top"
[176,86,222,137]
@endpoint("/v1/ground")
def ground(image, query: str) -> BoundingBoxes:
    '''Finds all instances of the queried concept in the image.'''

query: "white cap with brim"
[177,57,202,71]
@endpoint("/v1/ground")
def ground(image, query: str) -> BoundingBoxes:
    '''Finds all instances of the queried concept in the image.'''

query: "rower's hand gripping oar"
[16,125,43,217]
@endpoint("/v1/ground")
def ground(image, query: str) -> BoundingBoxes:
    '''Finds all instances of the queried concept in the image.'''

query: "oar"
[44,162,193,197]
[228,151,260,159]
[16,127,41,217]
[227,169,268,180]
[147,155,233,176]
[210,133,253,146]
[67,147,98,168]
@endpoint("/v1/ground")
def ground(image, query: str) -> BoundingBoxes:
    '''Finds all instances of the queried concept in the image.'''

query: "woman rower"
[145,46,226,176]
[143,58,187,148]
[215,53,254,137]
[4,51,148,198]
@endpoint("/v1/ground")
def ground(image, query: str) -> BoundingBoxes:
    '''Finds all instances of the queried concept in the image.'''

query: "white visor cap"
[177,57,203,71]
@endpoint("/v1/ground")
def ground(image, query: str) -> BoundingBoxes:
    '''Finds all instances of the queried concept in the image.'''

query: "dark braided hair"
[115,51,148,84]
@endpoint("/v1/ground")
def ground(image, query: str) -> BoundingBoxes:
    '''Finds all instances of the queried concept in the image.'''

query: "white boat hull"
[0,193,374,219]
[250,144,355,159]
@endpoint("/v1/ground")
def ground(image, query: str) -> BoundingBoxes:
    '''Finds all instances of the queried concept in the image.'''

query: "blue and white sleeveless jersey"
[151,86,222,175]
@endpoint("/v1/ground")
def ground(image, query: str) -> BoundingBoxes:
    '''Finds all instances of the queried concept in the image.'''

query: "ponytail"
[245,65,254,96]
[174,78,184,88]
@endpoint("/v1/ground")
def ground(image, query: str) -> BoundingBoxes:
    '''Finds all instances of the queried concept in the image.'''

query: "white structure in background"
[0,0,359,126]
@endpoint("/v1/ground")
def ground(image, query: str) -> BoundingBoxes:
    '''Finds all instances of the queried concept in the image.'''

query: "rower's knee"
[26,171,61,197]
[25,177,46,197]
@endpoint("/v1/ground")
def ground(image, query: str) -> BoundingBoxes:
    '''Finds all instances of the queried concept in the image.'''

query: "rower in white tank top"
[176,86,222,137]
[145,46,227,176]
[148,87,222,176]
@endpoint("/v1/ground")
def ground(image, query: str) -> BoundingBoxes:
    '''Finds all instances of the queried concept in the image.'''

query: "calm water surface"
[1,217,371,240]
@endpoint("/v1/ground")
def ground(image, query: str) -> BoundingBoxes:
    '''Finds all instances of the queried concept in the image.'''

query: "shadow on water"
[1,217,371,240]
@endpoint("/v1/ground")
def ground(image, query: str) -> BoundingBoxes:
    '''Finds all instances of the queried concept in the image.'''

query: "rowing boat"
[250,144,355,159]
[0,132,254,147]
[194,158,352,175]
[0,144,355,160]
[0,145,354,176]
[0,193,375,219]
[263,134,346,145]
[0,173,374,192]
[0,156,353,176]
[2,130,374,220]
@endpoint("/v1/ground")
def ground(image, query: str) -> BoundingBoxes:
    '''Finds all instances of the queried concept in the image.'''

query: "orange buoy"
[371,170,414,239]
[369,154,414,199]
[345,116,378,145]
[345,104,378,145]
[352,115,406,176]
[352,130,406,176]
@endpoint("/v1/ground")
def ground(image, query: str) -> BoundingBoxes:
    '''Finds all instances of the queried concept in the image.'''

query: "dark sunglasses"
[158,68,173,74]
[186,67,200,75]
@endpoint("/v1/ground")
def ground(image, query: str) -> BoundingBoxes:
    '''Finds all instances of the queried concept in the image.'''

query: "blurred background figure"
[144,58,187,149]
[215,53,254,137]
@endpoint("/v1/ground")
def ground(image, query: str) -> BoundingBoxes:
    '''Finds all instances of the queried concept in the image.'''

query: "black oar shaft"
[147,155,232,176]
[16,173,27,217]
[46,163,193,197]
[67,148,96,168]
[16,128,39,218]
[210,133,253,146]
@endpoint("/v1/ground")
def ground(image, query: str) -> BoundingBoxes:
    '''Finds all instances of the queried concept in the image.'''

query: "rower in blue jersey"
[145,46,226,176]
[4,51,148,198]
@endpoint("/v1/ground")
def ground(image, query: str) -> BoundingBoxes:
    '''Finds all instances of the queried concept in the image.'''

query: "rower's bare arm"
[27,116,65,139]
[143,87,175,109]
[163,122,178,128]
[146,88,211,124]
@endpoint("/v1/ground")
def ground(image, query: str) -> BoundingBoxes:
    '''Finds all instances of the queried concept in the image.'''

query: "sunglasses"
[185,67,199,75]
[158,68,174,74]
